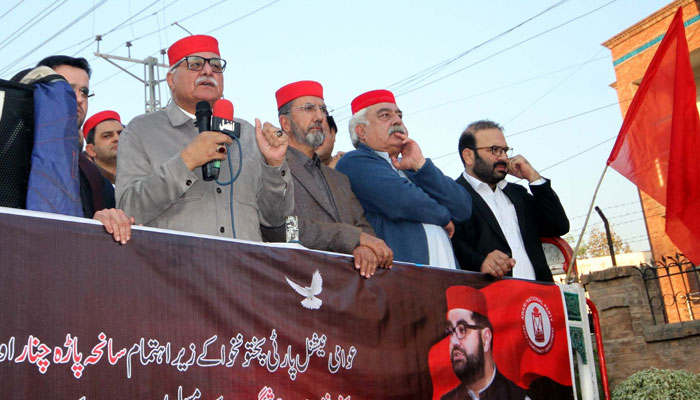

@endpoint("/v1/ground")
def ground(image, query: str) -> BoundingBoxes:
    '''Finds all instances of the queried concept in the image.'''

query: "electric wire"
[0,1,66,52]
[330,0,572,121]
[393,0,620,99]
[0,0,25,23]
[0,0,108,77]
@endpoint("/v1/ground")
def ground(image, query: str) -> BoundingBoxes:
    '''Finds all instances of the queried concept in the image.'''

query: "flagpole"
[567,165,609,283]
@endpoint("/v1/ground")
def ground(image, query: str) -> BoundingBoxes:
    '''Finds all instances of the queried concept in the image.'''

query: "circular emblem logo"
[521,296,554,354]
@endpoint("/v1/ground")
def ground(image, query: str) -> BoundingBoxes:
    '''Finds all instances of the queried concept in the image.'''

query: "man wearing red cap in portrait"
[441,285,529,400]
[261,81,392,278]
[335,90,472,267]
[116,35,293,240]
[83,110,123,185]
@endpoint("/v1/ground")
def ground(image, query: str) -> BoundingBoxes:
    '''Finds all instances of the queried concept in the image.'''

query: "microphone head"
[195,100,212,117]
[213,99,234,120]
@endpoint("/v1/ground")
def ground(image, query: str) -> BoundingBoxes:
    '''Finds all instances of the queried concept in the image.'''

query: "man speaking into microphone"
[116,35,294,240]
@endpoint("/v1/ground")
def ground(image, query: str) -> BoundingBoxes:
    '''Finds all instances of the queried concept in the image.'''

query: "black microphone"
[195,101,219,181]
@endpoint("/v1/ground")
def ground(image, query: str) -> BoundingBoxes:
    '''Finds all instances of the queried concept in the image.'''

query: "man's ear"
[166,71,175,91]
[481,327,493,354]
[85,143,97,158]
[279,114,291,133]
[355,123,366,142]
[462,148,475,167]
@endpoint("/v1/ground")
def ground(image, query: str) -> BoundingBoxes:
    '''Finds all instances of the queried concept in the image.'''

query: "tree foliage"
[565,226,632,259]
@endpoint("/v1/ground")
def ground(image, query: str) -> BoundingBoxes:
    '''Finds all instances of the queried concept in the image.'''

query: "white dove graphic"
[286,270,323,310]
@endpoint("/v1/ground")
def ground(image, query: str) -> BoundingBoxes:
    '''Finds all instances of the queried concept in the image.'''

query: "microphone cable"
[215,135,243,239]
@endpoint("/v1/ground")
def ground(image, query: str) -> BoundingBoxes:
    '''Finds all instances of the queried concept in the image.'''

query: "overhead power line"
[333,0,619,122]
[387,0,569,94]
[0,1,66,52]
[92,0,284,89]
[0,0,24,23]
[394,0,620,99]
[0,1,108,77]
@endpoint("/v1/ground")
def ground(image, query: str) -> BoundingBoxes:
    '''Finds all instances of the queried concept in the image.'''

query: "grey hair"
[348,107,368,148]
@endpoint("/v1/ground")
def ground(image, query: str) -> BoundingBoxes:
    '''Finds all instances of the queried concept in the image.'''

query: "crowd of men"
[9,33,569,282]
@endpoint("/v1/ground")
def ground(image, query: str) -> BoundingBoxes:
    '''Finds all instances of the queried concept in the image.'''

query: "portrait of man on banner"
[428,282,574,400]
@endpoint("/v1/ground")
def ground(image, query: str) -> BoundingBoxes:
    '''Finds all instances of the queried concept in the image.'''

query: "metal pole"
[595,206,617,267]
[568,165,609,283]
[146,57,157,113]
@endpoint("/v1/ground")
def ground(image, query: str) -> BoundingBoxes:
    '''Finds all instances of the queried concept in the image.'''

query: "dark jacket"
[451,176,568,282]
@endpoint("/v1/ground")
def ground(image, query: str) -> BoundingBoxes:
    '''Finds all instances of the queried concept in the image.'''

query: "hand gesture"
[480,250,516,279]
[180,131,233,171]
[390,132,426,171]
[507,155,541,183]
[255,118,288,167]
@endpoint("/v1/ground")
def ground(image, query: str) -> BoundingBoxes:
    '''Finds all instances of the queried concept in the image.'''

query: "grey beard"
[291,120,325,148]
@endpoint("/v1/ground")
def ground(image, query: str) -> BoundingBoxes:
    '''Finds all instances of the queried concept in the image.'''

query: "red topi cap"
[167,35,220,67]
[351,89,396,114]
[275,80,324,109]
[82,110,121,138]
[445,285,488,317]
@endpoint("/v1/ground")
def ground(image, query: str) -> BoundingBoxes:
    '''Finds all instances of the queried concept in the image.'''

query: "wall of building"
[582,266,700,389]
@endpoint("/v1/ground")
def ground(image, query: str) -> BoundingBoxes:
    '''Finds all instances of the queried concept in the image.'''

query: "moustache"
[494,161,508,169]
[388,125,406,136]
[195,76,219,87]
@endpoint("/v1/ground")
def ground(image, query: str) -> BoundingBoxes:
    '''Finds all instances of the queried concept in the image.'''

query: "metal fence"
[635,254,700,325]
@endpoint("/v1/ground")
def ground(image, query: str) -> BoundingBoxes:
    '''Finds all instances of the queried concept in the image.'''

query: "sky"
[0,0,676,254]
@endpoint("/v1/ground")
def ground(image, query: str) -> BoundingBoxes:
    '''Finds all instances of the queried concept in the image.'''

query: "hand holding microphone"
[180,100,233,176]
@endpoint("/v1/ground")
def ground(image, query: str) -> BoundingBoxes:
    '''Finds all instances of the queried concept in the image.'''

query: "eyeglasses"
[284,103,331,116]
[172,56,227,73]
[70,83,94,100]
[444,322,484,340]
[476,146,513,157]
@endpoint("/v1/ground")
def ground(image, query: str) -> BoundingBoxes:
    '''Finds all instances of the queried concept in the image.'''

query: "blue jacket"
[336,144,472,265]
[26,79,82,216]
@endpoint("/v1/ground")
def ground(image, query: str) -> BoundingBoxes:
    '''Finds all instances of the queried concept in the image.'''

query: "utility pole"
[94,51,169,113]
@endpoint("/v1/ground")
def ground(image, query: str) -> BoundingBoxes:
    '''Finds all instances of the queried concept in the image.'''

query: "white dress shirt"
[462,171,545,280]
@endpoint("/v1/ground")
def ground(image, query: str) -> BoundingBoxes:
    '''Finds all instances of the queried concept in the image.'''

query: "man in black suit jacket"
[451,120,569,282]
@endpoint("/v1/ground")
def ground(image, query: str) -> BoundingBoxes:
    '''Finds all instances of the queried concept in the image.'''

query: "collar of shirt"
[304,152,322,173]
[178,105,196,120]
[462,171,507,193]
[468,366,498,399]
[374,150,408,178]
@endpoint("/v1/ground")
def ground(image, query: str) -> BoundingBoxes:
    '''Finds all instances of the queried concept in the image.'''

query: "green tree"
[564,234,588,258]
[583,226,632,258]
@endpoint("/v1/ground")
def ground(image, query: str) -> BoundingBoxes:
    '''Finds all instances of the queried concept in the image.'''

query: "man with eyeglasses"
[116,35,293,240]
[32,55,135,244]
[452,120,569,282]
[336,90,471,267]
[262,81,393,278]
[441,285,529,400]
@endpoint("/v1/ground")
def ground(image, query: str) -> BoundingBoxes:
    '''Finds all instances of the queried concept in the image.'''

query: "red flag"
[607,7,700,264]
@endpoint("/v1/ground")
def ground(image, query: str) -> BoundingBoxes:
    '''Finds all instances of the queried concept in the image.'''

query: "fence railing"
[636,254,700,324]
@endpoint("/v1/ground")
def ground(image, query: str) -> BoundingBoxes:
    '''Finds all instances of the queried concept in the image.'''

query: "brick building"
[603,0,700,322]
